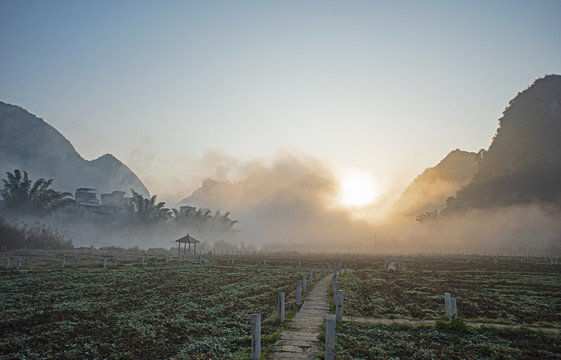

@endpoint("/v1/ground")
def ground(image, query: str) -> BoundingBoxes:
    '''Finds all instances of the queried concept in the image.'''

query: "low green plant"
[435,315,468,332]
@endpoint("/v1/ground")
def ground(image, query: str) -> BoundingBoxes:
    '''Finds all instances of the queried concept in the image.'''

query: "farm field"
[320,322,561,359]
[320,255,561,359]
[339,257,561,327]
[0,257,311,359]
[1,251,561,359]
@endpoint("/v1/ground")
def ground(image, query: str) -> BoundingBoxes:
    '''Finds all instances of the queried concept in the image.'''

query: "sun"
[339,170,379,207]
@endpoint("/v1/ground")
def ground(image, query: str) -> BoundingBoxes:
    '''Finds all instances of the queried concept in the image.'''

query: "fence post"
[296,279,302,305]
[5,258,9,270]
[336,290,344,322]
[333,282,339,308]
[251,314,261,359]
[325,318,336,360]
[142,256,145,266]
[450,298,457,318]
[278,292,285,323]
[74,256,78,270]
[61,255,65,268]
[16,258,21,272]
[103,257,107,268]
[444,293,451,317]
[302,274,307,294]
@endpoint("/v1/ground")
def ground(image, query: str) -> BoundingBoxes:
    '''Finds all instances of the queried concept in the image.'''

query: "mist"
[416,204,561,254]
[172,150,561,255]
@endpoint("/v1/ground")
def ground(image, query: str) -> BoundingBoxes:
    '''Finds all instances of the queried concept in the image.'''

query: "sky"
[1,0,560,205]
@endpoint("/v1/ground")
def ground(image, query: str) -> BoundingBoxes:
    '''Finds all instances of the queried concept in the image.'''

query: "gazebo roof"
[175,234,200,244]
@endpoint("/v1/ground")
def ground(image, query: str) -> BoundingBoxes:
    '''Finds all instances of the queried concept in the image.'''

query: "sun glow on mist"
[339,169,379,207]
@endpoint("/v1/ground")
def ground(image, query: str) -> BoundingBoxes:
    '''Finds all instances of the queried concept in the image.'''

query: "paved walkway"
[270,275,332,360]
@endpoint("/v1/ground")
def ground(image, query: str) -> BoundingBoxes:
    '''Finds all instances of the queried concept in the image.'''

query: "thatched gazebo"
[175,234,200,255]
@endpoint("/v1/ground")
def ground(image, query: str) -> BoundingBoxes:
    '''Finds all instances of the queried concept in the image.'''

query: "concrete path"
[270,275,332,360]
[342,316,561,334]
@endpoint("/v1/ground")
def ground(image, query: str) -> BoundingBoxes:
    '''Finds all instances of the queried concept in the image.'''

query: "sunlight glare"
[339,169,379,207]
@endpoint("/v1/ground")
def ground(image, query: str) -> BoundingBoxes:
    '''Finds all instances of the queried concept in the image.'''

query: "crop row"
[0,263,307,359]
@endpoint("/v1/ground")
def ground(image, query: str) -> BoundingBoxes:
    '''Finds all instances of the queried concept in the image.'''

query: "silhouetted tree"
[212,210,239,233]
[0,170,74,217]
[0,216,74,249]
[127,189,172,224]
[416,210,439,224]
[173,207,239,237]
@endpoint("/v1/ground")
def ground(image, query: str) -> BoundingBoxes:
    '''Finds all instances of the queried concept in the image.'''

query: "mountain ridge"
[445,74,561,212]
[0,101,149,197]
[391,149,478,217]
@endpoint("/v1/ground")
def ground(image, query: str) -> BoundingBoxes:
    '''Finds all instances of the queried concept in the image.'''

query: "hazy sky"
[1,0,560,203]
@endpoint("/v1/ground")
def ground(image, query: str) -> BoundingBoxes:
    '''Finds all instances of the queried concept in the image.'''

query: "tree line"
[0,169,239,249]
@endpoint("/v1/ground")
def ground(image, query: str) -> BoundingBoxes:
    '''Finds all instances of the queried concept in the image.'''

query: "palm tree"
[213,210,238,233]
[173,207,211,232]
[416,210,439,224]
[1,170,74,216]
[127,189,172,224]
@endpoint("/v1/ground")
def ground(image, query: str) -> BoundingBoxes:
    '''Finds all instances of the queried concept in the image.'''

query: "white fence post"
[333,282,339,308]
[103,257,107,268]
[61,255,65,268]
[302,274,307,294]
[251,314,261,359]
[278,292,285,323]
[325,318,336,360]
[336,290,344,322]
[296,279,302,305]
[450,298,457,318]
[444,292,451,317]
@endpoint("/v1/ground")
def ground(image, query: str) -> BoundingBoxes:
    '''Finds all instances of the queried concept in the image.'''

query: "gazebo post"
[177,242,180,255]
[184,242,186,255]
[188,242,191,253]
[194,242,197,255]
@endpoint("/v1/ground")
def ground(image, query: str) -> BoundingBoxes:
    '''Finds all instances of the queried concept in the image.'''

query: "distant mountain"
[391,149,478,217]
[0,101,149,197]
[445,75,561,212]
